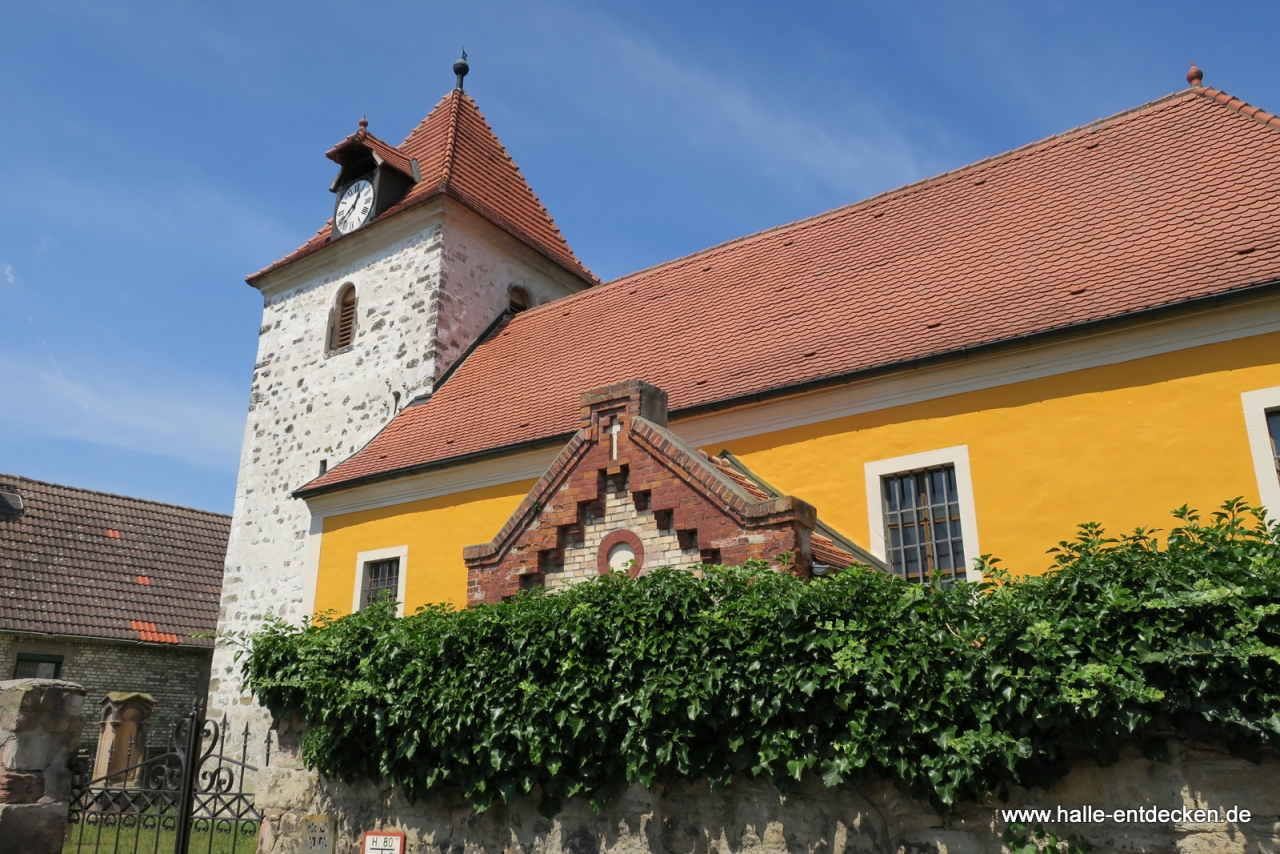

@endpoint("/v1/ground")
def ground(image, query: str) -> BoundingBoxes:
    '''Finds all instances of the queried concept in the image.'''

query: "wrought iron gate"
[66,698,268,854]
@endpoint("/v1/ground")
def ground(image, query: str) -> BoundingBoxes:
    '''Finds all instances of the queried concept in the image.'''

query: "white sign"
[303,815,333,854]
[362,831,406,854]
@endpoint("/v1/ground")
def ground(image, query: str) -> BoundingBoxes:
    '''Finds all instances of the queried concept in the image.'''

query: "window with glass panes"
[361,557,400,608]
[13,654,62,679]
[881,465,966,583]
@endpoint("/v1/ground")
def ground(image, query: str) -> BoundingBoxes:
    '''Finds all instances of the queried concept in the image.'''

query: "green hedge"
[243,501,1280,813]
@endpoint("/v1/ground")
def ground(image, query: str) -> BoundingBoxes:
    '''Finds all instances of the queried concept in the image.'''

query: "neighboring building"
[212,63,1280,717]
[0,475,228,753]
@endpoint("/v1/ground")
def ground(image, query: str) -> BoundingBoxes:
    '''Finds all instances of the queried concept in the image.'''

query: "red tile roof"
[250,91,595,285]
[301,85,1280,497]
[0,475,228,647]
[327,127,417,179]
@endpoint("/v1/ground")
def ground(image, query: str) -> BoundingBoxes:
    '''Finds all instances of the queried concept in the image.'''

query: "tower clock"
[326,117,419,241]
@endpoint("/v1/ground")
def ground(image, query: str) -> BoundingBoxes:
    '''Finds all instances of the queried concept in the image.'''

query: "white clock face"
[335,179,375,234]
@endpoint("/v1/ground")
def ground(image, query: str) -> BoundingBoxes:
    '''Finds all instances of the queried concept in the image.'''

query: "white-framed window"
[864,445,982,582]
[1240,386,1280,519]
[351,545,408,616]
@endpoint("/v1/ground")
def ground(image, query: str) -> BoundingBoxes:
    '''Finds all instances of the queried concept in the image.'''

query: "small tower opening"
[329,284,358,351]
[508,287,530,314]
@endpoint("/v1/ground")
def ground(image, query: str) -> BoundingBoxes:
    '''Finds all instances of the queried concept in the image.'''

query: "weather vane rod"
[454,50,469,92]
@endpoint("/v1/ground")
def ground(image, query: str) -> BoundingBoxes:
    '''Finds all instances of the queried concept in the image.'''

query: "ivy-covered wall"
[245,501,1280,852]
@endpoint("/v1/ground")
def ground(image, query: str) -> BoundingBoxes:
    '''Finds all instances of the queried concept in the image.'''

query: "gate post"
[0,679,86,854]
[171,697,205,854]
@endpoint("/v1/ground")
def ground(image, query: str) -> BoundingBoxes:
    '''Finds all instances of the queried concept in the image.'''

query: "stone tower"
[208,71,595,731]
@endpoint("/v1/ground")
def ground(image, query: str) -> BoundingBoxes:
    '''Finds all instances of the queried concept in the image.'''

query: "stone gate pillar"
[0,678,87,854]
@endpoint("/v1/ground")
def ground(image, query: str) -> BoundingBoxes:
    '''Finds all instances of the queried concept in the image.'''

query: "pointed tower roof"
[249,91,596,285]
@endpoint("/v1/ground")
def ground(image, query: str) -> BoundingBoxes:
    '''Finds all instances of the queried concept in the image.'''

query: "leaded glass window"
[361,557,400,608]
[881,465,966,583]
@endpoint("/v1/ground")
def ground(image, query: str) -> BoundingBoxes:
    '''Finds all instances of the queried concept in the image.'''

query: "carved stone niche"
[91,692,155,785]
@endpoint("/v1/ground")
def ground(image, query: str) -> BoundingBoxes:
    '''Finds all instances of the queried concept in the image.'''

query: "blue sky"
[2,1,1277,513]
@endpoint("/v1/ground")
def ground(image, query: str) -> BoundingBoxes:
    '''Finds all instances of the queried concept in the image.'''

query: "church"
[211,57,1280,713]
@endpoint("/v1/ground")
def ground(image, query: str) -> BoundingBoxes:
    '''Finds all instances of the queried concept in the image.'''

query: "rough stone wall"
[0,679,85,854]
[253,726,1280,854]
[212,205,589,765]
[434,212,584,381]
[0,634,209,755]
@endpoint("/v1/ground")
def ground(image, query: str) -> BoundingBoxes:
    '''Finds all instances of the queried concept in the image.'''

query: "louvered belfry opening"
[331,284,357,351]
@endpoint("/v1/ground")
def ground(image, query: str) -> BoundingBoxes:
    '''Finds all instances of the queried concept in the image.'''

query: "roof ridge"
[460,94,570,240]
[1194,86,1280,131]
[0,473,231,519]
[605,89,1205,287]
[447,95,593,277]
[437,91,464,193]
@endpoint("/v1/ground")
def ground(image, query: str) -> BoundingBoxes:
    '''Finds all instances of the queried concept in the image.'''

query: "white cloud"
[504,3,925,202]
[0,354,244,472]
[4,265,13,284]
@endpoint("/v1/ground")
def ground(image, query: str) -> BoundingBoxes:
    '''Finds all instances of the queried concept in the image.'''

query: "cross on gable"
[607,418,622,460]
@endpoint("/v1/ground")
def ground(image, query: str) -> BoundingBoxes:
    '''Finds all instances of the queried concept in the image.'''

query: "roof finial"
[1187,62,1204,88]
[359,114,368,133]
[454,49,469,92]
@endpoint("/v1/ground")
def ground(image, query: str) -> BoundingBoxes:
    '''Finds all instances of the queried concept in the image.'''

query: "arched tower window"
[329,284,357,352]
[508,287,530,314]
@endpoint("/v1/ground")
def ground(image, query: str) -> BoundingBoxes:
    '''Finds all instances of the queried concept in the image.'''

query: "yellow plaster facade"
[312,330,1280,617]
[314,479,536,617]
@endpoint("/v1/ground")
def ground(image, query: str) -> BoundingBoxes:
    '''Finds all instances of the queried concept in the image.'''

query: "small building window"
[361,557,400,609]
[14,654,62,679]
[328,284,358,351]
[881,465,966,583]
[1267,410,1280,477]
[508,287,530,314]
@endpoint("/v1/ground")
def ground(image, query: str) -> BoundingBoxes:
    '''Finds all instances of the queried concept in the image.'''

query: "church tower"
[209,57,595,722]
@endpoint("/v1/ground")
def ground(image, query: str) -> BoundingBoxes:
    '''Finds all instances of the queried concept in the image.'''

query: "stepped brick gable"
[464,381,830,604]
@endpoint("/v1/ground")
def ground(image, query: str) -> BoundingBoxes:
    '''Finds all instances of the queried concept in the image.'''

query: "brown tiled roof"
[249,91,595,285]
[301,84,1280,497]
[0,475,229,648]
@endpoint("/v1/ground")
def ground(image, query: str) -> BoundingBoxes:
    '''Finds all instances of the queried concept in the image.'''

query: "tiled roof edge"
[1193,86,1280,132]
[0,474,230,520]
[0,626,215,650]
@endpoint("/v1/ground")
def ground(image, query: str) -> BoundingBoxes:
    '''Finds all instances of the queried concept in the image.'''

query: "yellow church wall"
[313,479,536,617]
[721,332,1280,575]
[312,331,1280,613]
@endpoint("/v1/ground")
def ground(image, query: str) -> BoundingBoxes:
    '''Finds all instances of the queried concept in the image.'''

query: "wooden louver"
[333,287,357,349]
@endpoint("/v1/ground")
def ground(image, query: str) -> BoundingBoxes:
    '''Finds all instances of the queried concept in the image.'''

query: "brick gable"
[464,381,829,604]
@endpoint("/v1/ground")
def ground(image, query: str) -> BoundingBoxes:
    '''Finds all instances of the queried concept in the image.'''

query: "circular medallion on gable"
[597,530,645,578]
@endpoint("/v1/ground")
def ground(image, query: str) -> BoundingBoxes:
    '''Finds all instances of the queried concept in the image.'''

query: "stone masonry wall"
[0,679,85,854]
[0,634,210,755]
[212,203,588,767]
[254,726,1280,854]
